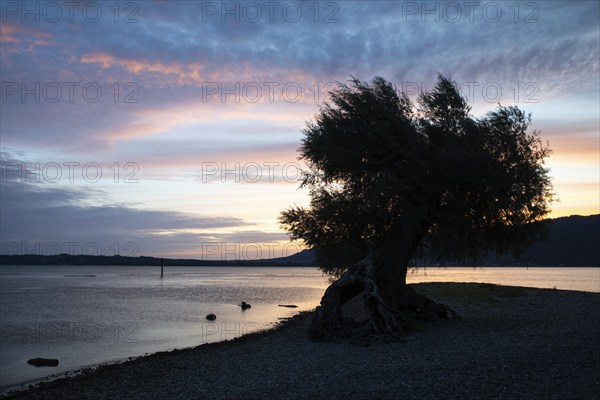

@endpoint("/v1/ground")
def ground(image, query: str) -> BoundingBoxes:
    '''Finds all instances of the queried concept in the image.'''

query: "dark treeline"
[1,215,597,267]
[0,253,314,267]
[411,214,598,267]
[483,214,599,267]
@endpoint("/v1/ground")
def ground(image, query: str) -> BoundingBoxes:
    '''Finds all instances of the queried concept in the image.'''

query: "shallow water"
[0,266,329,389]
[407,266,600,293]
[0,265,598,389]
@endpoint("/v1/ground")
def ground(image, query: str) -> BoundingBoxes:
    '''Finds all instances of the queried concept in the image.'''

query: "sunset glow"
[1,1,598,259]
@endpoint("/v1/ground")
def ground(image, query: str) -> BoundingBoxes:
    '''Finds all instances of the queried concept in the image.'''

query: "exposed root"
[309,255,458,341]
[363,277,414,338]
[308,259,368,340]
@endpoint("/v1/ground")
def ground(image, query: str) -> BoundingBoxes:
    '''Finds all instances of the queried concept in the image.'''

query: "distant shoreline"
[3,214,598,268]
[0,254,315,267]
[3,282,599,400]
[1,253,598,268]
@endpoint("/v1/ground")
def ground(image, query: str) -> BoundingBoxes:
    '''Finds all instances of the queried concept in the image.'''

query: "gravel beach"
[3,282,599,400]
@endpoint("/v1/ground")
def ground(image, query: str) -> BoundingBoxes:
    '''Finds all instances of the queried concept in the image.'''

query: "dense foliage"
[280,75,553,277]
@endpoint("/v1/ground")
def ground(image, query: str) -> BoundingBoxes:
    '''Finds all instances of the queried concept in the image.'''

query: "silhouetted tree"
[280,75,553,340]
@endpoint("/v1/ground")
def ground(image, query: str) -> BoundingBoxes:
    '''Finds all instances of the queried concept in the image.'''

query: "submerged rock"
[27,358,59,367]
[205,313,217,321]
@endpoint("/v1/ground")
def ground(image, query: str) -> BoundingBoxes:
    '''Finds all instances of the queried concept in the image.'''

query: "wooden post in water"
[160,258,164,278]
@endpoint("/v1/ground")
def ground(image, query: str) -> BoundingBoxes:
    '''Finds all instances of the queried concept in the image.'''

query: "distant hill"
[0,253,316,267]
[0,251,318,267]
[275,248,317,264]
[287,215,599,267]
[1,215,597,267]
[491,214,599,267]
[286,215,600,267]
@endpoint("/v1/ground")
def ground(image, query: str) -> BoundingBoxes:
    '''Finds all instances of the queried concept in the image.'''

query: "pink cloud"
[97,95,312,144]
[0,22,55,51]
[80,52,204,84]
[78,51,328,94]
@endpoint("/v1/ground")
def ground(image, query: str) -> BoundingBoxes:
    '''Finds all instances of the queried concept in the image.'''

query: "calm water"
[0,265,598,389]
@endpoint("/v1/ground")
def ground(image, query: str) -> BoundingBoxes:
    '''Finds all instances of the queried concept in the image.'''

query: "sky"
[0,0,598,260]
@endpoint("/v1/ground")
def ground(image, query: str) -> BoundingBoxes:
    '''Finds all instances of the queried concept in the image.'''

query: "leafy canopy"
[280,75,553,276]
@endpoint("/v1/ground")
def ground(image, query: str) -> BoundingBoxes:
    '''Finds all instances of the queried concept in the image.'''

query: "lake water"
[0,265,598,390]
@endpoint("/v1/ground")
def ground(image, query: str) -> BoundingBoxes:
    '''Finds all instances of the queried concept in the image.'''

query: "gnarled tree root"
[308,257,458,341]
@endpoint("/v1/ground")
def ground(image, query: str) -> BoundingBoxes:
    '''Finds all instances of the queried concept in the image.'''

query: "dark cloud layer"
[2,1,598,150]
[1,1,598,254]
[0,155,255,257]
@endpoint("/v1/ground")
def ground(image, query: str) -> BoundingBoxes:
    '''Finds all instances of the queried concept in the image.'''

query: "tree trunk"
[309,217,458,341]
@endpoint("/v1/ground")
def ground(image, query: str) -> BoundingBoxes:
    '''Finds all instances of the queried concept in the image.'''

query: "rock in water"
[278,304,298,308]
[240,301,251,310]
[27,358,59,367]
[205,313,217,321]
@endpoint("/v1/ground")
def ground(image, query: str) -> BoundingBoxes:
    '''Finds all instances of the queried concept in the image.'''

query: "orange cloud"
[98,94,312,144]
[0,22,54,50]
[78,52,329,98]
[80,52,203,84]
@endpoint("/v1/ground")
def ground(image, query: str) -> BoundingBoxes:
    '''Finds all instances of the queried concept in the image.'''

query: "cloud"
[4,1,598,89]
[0,22,55,49]
[80,52,205,84]
[0,155,259,257]
[0,179,247,228]
[0,0,598,246]
[0,178,301,258]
